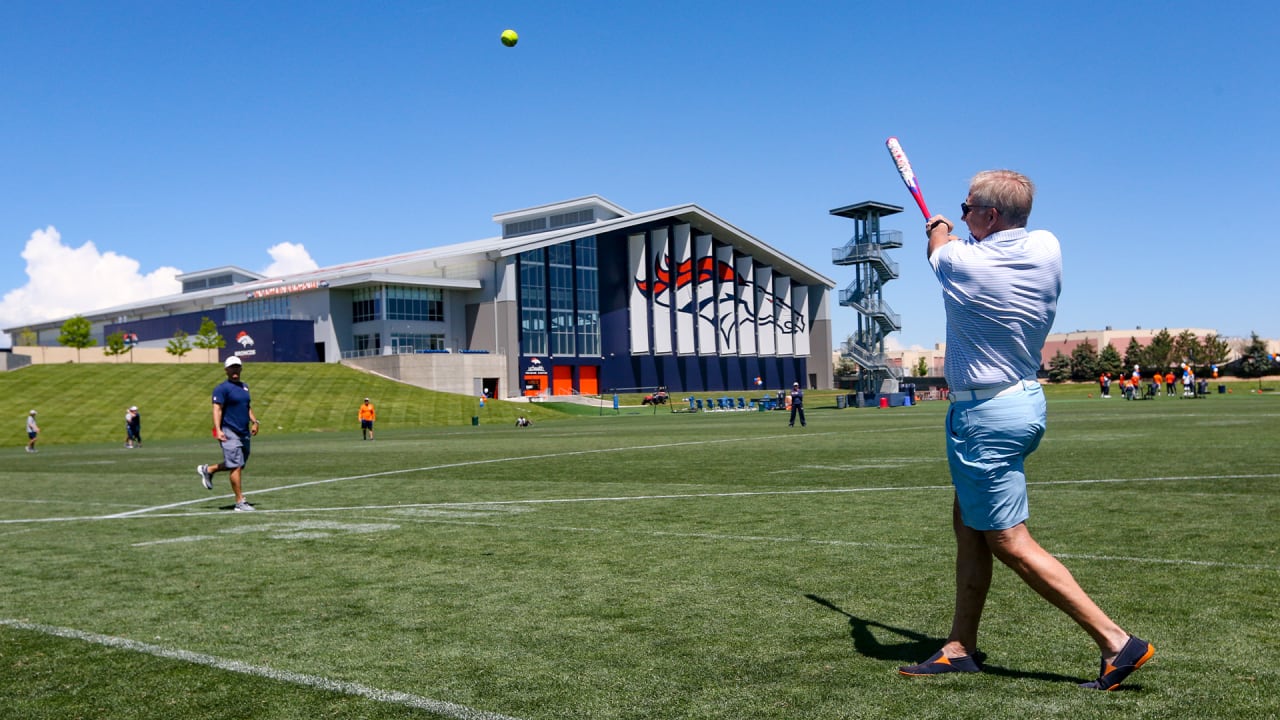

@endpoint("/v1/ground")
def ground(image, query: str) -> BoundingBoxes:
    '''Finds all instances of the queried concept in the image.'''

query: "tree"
[1122,337,1144,373]
[914,356,929,377]
[193,316,225,362]
[166,329,192,361]
[17,327,37,346]
[1172,330,1201,366]
[104,331,131,361]
[1098,343,1124,378]
[1237,332,1274,378]
[834,356,859,378]
[1048,350,1072,383]
[1143,329,1173,371]
[1200,333,1231,370]
[1069,340,1098,381]
[57,315,97,361]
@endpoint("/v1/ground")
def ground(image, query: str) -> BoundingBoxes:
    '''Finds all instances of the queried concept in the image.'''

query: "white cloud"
[262,242,319,277]
[0,229,321,348]
[0,227,182,346]
[882,335,932,353]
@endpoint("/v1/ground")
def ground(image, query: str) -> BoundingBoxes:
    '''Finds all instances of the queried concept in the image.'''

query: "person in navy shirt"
[197,356,260,511]
[788,382,806,427]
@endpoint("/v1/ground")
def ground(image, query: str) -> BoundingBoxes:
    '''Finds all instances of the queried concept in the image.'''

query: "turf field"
[2,391,1278,719]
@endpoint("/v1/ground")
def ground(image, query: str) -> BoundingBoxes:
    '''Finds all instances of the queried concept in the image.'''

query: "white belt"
[950,379,1039,402]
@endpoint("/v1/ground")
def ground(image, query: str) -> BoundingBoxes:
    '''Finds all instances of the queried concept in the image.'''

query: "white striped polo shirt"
[929,228,1062,391]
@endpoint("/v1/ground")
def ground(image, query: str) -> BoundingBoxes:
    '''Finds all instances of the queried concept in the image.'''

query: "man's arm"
[926,215,957,259]
[212,402,225,441]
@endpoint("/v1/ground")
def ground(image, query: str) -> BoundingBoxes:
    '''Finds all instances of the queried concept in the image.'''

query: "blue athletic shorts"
[946,381,1046,531]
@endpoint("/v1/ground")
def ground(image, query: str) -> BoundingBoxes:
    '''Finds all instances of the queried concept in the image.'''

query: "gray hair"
[969,170,1035,227]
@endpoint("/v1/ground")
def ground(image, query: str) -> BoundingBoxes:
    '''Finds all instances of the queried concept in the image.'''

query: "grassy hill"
[1,363,567,446]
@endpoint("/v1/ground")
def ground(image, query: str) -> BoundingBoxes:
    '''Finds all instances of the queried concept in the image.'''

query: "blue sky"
[2,1,1276,350]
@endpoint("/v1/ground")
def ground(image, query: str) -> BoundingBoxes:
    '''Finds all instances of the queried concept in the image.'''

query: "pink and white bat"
[885,137,931,220]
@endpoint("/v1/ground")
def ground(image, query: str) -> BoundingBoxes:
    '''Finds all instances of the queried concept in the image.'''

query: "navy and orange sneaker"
[898,649,984,676]
[1080,635,1154,690]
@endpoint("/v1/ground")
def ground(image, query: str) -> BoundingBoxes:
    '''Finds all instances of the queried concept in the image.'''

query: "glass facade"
[353,287,381,323]
[548,244,575,356]
[390,333,445,352]
[518,238,600,357]
[352,285,445,352]
[386,286,444,322]
[519,248,547,356]
[227,296,292,324]
[575,238,600,356]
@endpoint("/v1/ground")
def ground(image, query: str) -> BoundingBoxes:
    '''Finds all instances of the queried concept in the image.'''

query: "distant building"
[1041,327,1223,366]
[5,196,836,397]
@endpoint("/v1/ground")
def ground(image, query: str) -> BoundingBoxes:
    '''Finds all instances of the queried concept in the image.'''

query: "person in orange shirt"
[358,397,377,441]
[1165,371,1176,396]
[1152,373,1162,398]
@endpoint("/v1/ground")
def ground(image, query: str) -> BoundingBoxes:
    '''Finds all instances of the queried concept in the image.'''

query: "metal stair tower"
[830,201,904,396]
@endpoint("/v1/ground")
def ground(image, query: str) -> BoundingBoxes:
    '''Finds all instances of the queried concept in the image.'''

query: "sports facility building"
[9,196,836,398]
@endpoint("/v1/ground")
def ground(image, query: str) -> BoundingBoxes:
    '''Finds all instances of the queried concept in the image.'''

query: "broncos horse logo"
[636,252,804,345]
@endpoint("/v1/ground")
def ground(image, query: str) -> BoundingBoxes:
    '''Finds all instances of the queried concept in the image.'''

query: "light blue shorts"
[946,382,1046,531]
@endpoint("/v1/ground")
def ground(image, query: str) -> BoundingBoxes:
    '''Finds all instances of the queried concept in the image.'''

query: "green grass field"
[2,368,1278,719]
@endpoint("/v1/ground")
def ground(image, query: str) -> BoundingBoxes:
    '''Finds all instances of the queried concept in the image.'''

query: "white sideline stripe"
[6,473,1279,527]
[102,432,842,518]
[0,619,524,720]
[381,517,1280,571]
[1052,553,1280,571]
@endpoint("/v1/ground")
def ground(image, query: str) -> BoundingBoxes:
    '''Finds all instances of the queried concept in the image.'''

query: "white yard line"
[0,619,524,720]
[101,432,842,518]
[6,472,1278,527]
[369,515,1280,572]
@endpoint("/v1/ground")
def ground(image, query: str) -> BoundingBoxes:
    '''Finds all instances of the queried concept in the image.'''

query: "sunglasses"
[961,202,995,216]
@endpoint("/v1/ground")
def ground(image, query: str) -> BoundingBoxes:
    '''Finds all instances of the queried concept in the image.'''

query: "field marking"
[0,619,524,720]
[100,432,844,519]
[1051,553,1280,571]
[378,514,933,551]
[132,520,401,547]
[369,516,1280,572]
[6,472,1278,528]
[0,498,148,509]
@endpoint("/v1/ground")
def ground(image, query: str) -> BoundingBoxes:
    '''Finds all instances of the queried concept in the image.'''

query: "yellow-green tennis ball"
[500,29,518,47]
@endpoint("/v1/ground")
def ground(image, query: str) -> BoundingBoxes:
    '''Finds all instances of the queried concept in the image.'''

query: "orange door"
[579,366,599,395]
[551,365,573,395]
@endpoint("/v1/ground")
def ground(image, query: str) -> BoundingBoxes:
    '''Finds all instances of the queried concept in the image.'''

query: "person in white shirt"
[898,170,1153,691]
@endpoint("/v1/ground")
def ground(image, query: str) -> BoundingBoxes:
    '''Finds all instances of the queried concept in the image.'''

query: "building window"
[549,208,594,230]
[549,244,575,356]
[227,296,292,324]
[576,237,600,356]
[353,287,382,323]
[354,333,381,354]
[390,333,444,352]
[504,217,548,238]
[386,286,444,322]
[519,248,547,356]
[520,238,600,358]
